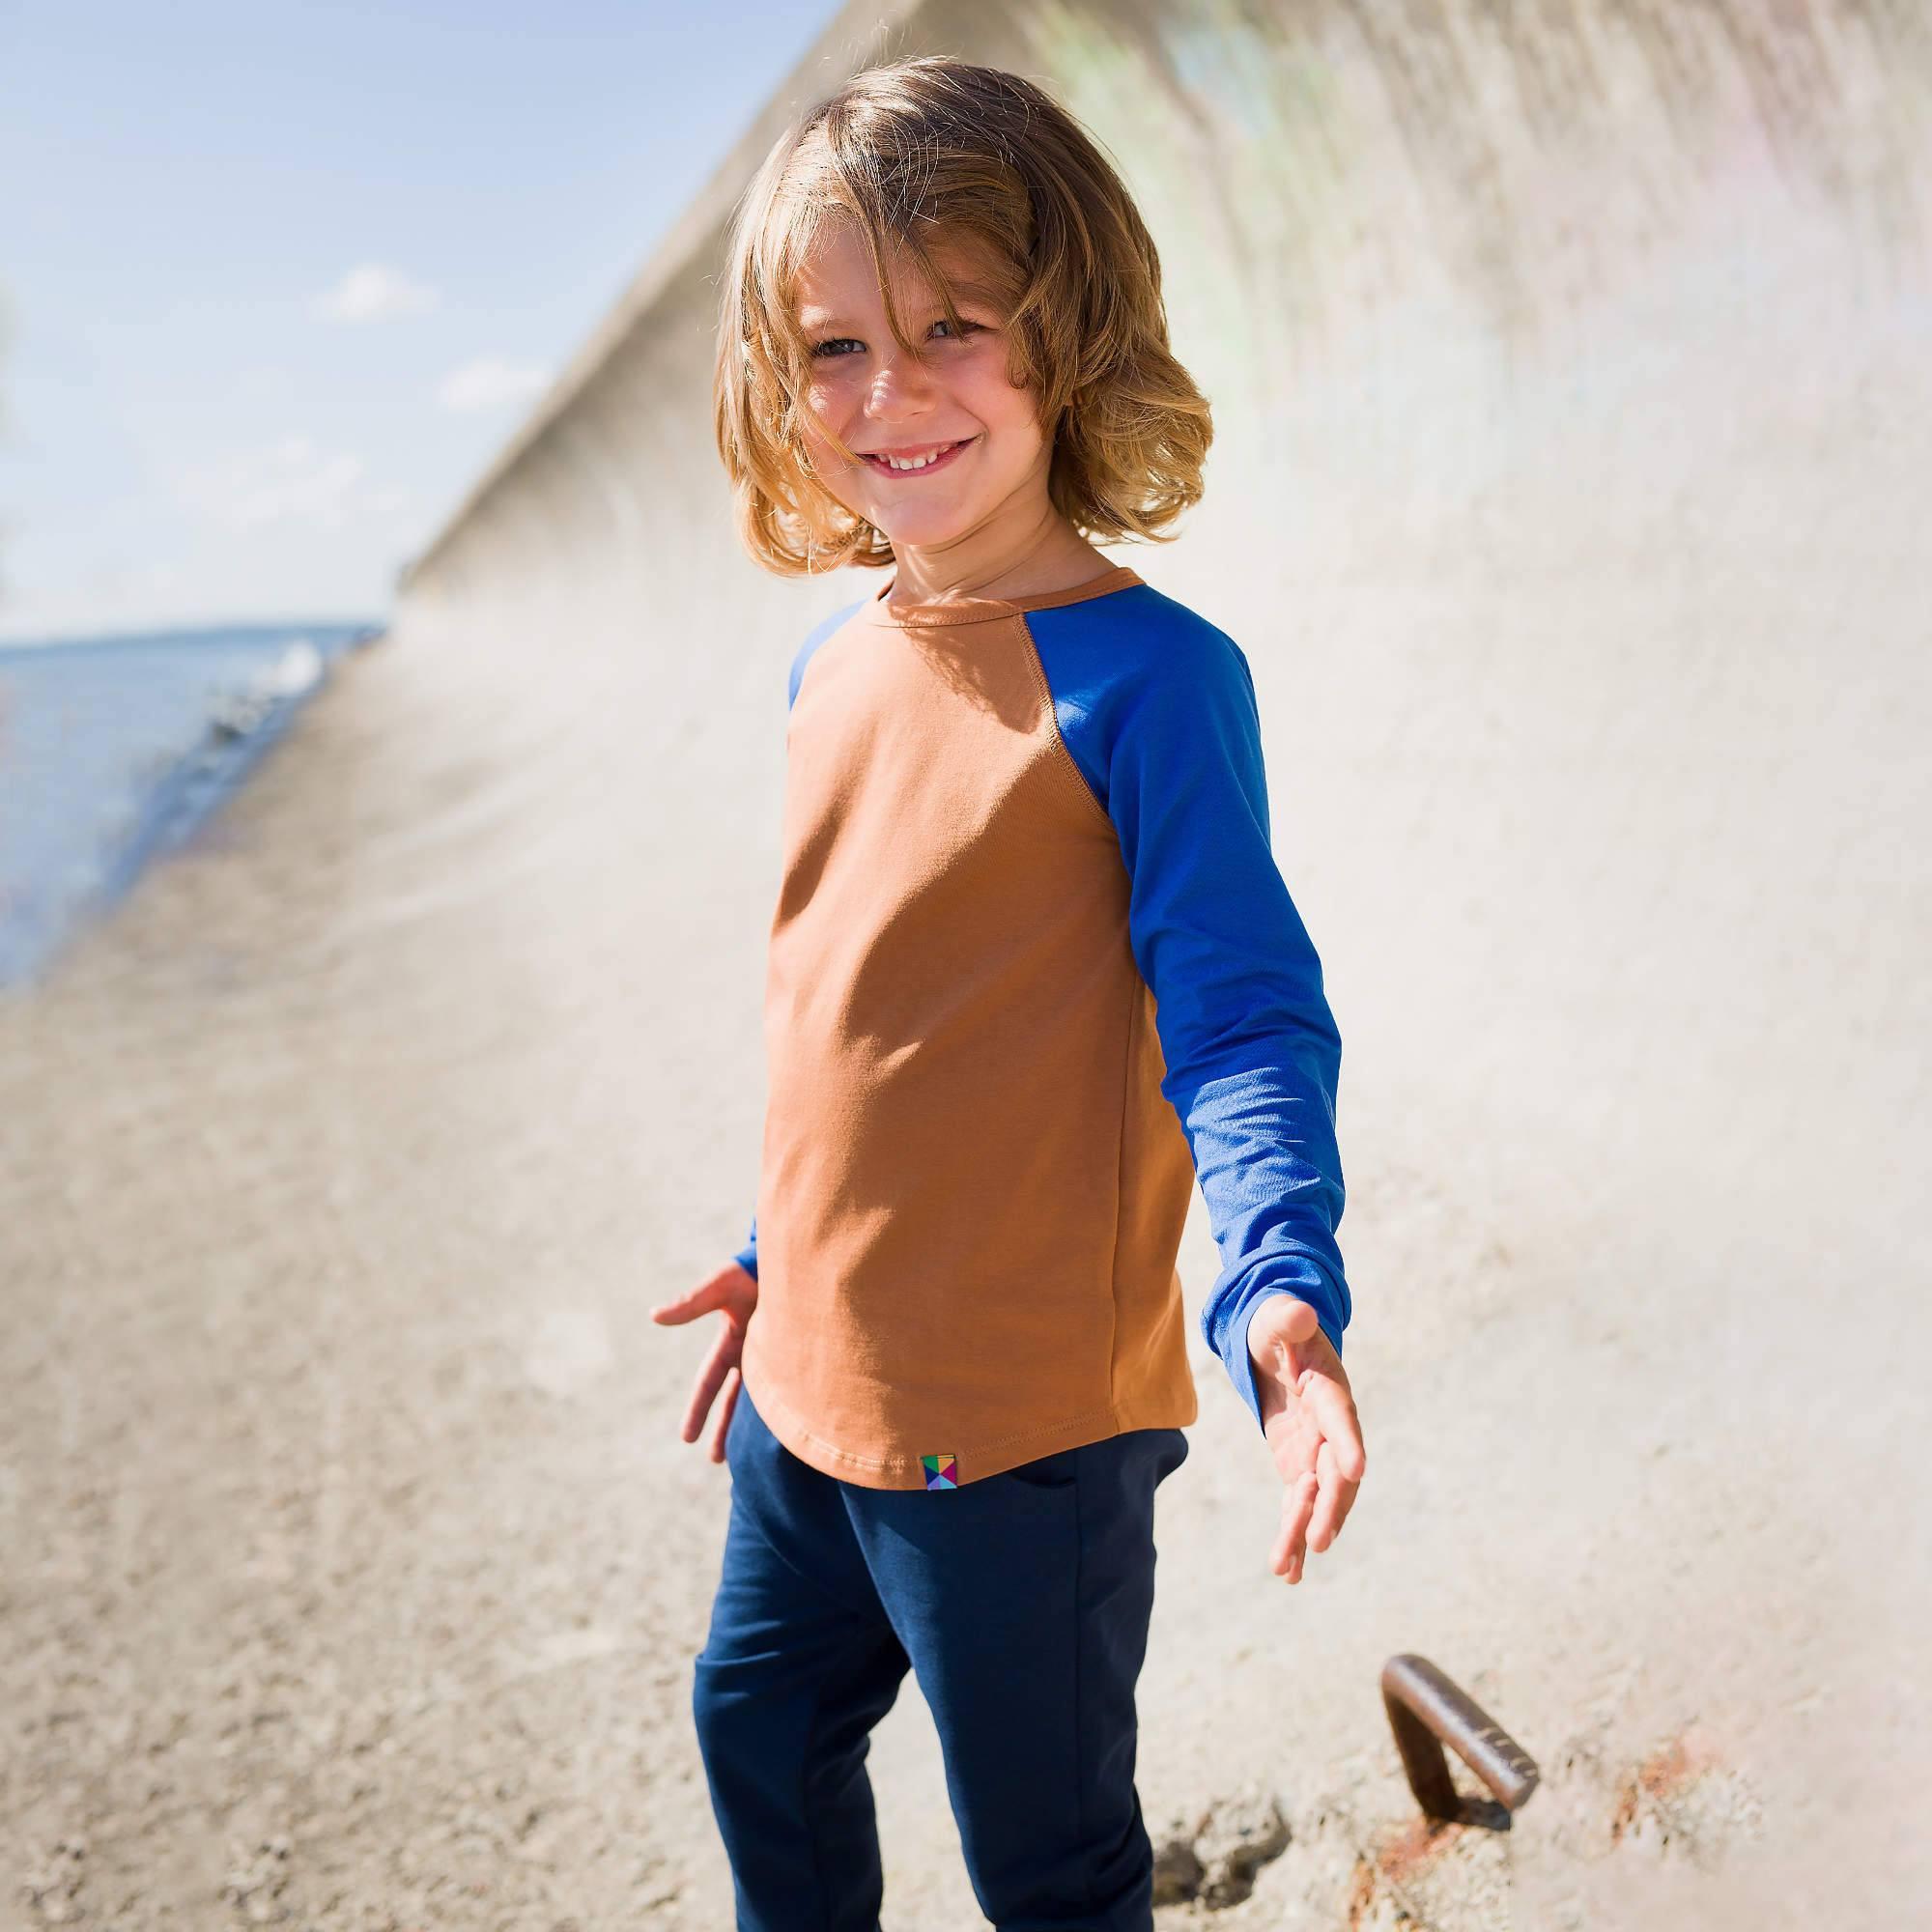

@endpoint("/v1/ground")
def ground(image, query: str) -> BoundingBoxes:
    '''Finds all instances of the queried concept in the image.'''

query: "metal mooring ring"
[1381,1654,1541,1827]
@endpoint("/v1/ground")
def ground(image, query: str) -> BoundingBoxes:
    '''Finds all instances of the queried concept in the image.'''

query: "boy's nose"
[867,350,939,409]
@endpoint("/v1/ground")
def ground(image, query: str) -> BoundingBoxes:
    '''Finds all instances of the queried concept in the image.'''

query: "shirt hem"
[742,1355,1197,1490]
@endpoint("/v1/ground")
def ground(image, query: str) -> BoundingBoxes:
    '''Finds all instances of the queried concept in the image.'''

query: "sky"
[0,0,841,643]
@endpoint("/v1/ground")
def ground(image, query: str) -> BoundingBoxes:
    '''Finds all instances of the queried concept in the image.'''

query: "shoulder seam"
[789,597,864,707]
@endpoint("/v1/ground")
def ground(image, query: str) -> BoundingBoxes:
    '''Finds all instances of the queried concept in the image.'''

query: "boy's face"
[791,218,1047,550]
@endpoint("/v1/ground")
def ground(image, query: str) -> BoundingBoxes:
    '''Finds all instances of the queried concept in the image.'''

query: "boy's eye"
[810,319,983,358]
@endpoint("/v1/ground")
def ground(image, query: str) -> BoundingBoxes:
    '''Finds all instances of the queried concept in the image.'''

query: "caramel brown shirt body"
[736,565,1351,1490]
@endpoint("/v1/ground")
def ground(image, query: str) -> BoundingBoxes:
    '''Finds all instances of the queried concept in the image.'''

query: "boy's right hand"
[1248,1293,1366,1586]
[649,1262,758,1463]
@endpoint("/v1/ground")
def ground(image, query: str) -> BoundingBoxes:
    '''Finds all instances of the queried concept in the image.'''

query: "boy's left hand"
[1246,1294,1366,1585]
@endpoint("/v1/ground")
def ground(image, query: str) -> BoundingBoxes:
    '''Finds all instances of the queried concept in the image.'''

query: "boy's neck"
[884,518,1116,608]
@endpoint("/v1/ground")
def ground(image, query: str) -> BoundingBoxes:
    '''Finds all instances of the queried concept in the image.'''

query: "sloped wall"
[398,0,1930,1326]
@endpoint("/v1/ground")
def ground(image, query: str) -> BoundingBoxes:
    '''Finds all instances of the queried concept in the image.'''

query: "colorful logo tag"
[922,1453,958,1491]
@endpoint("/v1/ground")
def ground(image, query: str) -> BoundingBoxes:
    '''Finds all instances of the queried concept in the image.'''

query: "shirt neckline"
[863,562,1144,628]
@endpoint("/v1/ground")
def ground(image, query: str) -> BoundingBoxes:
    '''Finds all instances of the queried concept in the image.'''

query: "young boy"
[651,55,1366,1932]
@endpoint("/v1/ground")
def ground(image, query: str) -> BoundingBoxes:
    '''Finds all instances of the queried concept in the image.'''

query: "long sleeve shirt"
[731,563,1350,1488]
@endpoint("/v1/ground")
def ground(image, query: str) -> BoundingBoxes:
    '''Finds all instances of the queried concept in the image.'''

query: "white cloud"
[436,355,553,414]
[316,262,440,324]
[173,434,369,532]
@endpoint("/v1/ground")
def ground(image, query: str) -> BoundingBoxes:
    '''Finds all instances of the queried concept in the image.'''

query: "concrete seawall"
[4,2,1925,1923]
[384,2,1932,1915]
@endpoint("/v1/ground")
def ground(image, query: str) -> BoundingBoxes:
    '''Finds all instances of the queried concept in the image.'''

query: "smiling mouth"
[861,437,976,476]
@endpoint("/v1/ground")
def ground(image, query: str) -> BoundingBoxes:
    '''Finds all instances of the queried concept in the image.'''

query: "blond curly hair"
[712,55,1213,576]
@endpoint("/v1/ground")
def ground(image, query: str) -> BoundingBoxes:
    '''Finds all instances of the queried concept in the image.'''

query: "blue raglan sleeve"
[1050,605,1350,1433]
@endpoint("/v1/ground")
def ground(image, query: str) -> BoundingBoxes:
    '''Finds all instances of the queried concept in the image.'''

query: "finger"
[1272,1469,1318,1584]
[650,1266,740,1324]
[1281,1475,1316,1584]
[1328,1455,1364,1541]
[677,1326,734,1442]
[710,1369,741,1463]
[1300,1370,1367,1485]
[1307,1437,1356,1552]
[657,1275,730,1321]
[672,1337,719,1445]
[651,1283,696,1323]
[681,1347,737,1445]
[1313,1422,1369,1550]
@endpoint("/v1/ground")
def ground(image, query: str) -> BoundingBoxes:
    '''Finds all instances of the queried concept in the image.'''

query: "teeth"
[878,441,957,470]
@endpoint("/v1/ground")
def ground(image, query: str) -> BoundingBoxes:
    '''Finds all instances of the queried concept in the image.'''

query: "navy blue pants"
[692,1376,1190,1931]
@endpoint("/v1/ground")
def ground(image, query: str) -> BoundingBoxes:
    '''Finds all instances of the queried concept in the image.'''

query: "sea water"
[0,621,381,988]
